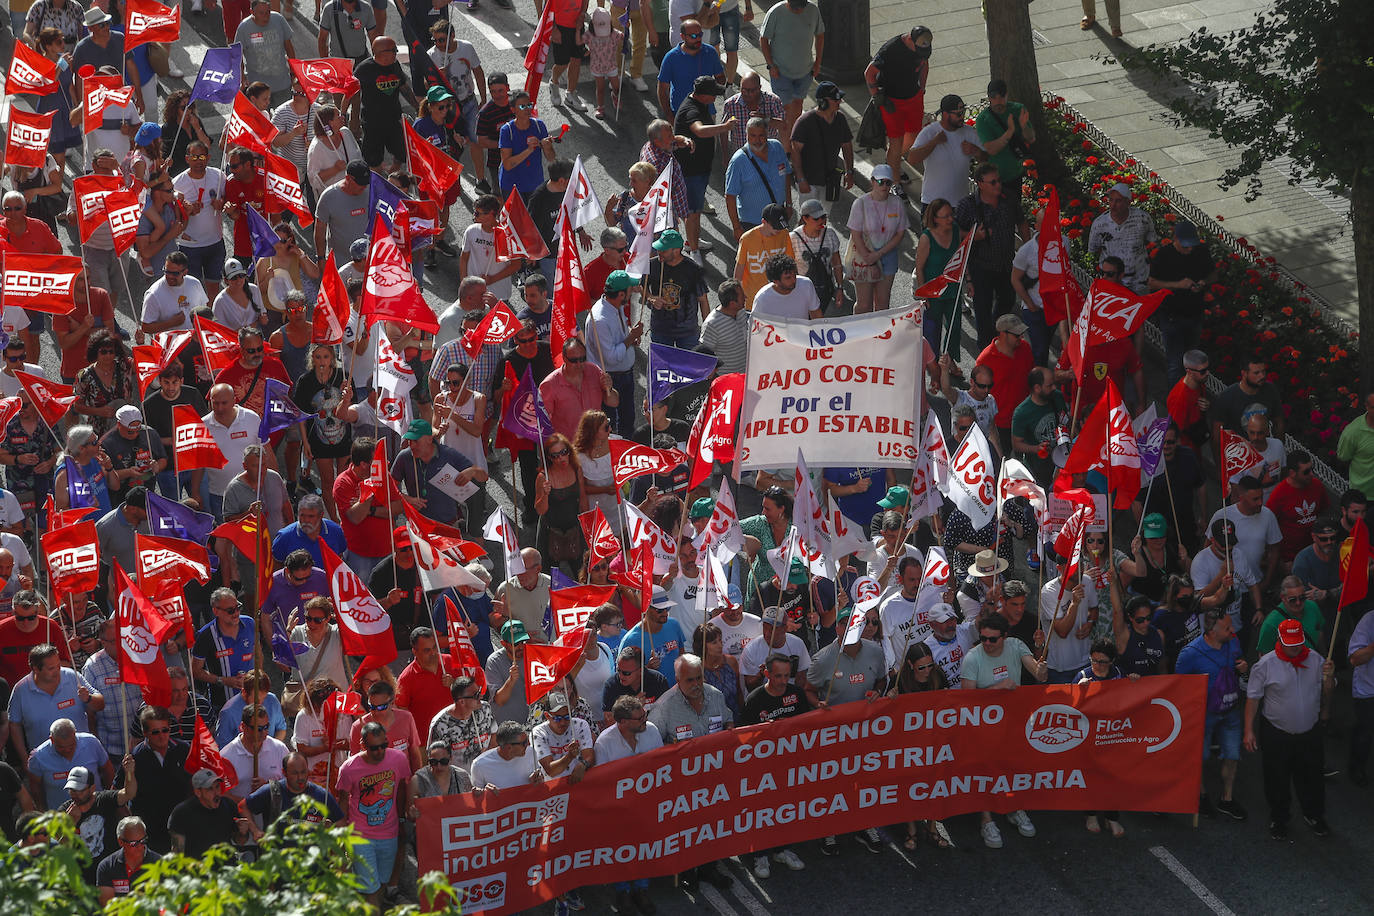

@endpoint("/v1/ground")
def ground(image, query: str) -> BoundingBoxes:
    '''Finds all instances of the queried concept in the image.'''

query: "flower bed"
[1017,95,1358,466]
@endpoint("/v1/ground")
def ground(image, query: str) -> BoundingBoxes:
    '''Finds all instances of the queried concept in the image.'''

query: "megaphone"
[1051,426,1073,467]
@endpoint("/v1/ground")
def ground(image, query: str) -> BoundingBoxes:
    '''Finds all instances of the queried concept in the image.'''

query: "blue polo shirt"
[28,733,109,809]
[619,617,690,687]
[193,616,258,679]
[822,467,888,528]
[724,140,792,226]
[657,44,724,114]
[6,669,95,751]
[215,692,291,748]
[271,522,347,567]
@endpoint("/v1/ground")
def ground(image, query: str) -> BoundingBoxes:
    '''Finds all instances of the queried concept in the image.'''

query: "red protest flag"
[551,584,617,636]
[550,214,588,365]
[608,437,689,487]
[45,495,99,530]
[397,198,441,251]
[522,628,588,706]
[321,541,399,672]
[359,438,402,505]
[6,41,59,96]
[440,596,488,690]
[686,373,744,490]
[222,92,276,153]
[152,328,195,370]
[132,344,163,398]
[172,403,227,472]
[0,397,20,433]
[210,510,273,599]
[82,75,135,135]
[70,175,141,254]
[404,118,463,202]
[1059,379,1141,510]
[523,0,557,103]
[1037,187,1072,325]
[1218,428,1263,500]
[114,560,175,705]
[495,188,550,261]
[193,313,241,375]
[460,299,522,359]
[913,227,974,299]
[578,507,621,565]
[1,252,82,314]
[123,0,180,51]
[1340,518,1371,611]
[42,520,101,600]
[1052,503,1090,573]
[407,511,487,563]
[360,215,440,332]
[135,532,212,583]
[185,713,238,791]
[14,370,75,428]
[312,251,350,345]
[1066,280,1168,381]
[288,57,361,103]
[261,148,313,227]
[5,108,54,169]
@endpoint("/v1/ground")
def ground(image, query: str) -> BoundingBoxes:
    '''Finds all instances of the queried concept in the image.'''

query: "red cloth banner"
[123,0,180,51]
[1,251,81,314]
[313,251,350,344]
[550,584,617,635]
[82,74,135,134]
[172,403,227,471]
[6,41,59,96]
[521,628,587,706]
[404,118,463,201]
[193,314,241,375]
[288,57,361,103]
[135,532,212,583]
[686,373,743,490]
[494,189,549,261]
[4,108,53,169]
[419,679,1204,914]
[114,560,175,705]
[460,299,521,359]
[261,148,313,226]
[577,507,621,565]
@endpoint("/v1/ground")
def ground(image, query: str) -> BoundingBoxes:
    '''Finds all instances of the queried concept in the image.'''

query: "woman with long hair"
[896,641,952,850]
[161,89,211,176]
[693,621,743,721]
[535,432,588,576]
[573,409,618,530]
[914,197,962,359]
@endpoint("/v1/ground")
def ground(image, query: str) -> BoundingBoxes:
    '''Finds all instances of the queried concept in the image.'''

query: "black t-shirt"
[871,34,926,99]
[1138,445,1205,553]
[1148,243,1214,319]
[1209,381,1281,436]
[602,666,669,714]
[513,306,554,343]
[95,847,162,898]
[673,97,716,177]
[646,257,707,335]
[369,558,423,650]
[741,682,813,725]
[501,343,556,387]
[118,739,192,853]
[1118,626,1165,678]
[101,427,167,506]
[0,760,22,841]
[1152,605,1204,666]
[477,100,515,170]
[758,582,811,623]
[790,109,853,185]
[353,58,410,124]
[1006,610,1038,650]
[142,387,209,447]
[526,182,563,251]
[71,789,125,877]
[168,795,240,858]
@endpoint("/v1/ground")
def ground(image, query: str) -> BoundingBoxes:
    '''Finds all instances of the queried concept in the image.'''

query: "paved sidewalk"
[850,0,1356,320]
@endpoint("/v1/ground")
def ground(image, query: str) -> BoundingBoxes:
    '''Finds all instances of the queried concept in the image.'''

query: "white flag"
[997,458,1047,515]
[791,450,830,570]
[822,505,876,563]
[632,158,677,232]
[373,334,415,436]
[624,196,659,279]
[554,155,603,234]
[692,482,744,558]
[923,410,951,495]
[947,422,996,529]
[408,519,487,592]
[913,546,952,620]
[624,501,676,573]
[909,446,944,522]
[482,508,525,576]
[764,526,801,585]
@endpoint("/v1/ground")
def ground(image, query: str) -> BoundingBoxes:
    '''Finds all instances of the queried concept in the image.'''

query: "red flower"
[1085,155,1099,165]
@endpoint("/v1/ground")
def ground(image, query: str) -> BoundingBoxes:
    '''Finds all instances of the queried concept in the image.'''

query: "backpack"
[795,231,835,306]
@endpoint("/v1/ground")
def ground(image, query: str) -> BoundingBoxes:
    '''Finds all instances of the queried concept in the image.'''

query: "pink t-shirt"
[348,709,422,772]
[336,747,408,839]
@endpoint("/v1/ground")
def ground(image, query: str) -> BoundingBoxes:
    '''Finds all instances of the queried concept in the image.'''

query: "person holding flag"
[54,426,114,513]
[583,271,644,436]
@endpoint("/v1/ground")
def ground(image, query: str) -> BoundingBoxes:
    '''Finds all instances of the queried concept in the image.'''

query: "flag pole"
[1134,474,1157,540]
[938,223,975,357]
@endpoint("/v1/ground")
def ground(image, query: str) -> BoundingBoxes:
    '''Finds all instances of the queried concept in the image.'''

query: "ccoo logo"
[1025,704,1089,753]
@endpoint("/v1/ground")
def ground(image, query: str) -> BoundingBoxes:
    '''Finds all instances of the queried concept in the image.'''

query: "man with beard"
[750,253,821,321]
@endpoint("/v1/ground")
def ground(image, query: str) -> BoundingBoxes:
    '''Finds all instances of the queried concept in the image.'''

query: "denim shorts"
[180,240,227,283]
[714,7,741,53]
[772,72,813,106]
[683,172,710,213]
[353,835,399,894]
[1203,707,1242,761]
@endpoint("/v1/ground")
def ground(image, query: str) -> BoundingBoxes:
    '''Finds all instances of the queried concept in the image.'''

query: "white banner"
[739,306,923,471]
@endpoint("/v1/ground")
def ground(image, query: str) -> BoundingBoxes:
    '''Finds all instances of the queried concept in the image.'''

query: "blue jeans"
[713,7,741,53]
[1021,305,1050,367]
[771,73,813,106]
[1203,707,1243,761]
[353,835,398,894]
[608,368,636,435]
[650,324,700,349]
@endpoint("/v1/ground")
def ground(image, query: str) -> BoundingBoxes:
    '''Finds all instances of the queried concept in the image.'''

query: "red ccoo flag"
[913,227,974,299]
[523,0,556,103]
[185,713,237,791]
[114,561,176,705]
[222,92,276,153]
[522,628,588,706]
[135,532,212,584]
[43,520,102,600]
[551,584,617,636]
[288,57,361,103]
[6,40,59,96]
[123,0,180,51]
[1,252,83,314]
[261,149,313,226]
[193,313,242,375]
[172,404,227,472]
[550,213,588,365]
[14,370,75,429]
[82,75,135,135]
[4,108,54,169]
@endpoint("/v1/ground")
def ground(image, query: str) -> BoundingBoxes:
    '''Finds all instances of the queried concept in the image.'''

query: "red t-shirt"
[582,256,616,307]
[975,339,1034,429]
[1056,337,1141,416]
[1266,478,1329,562]
[52,288,118,380]
[396,659,453,743]
[2,217,61,255]
[214,356,290,417]
[0,617,75,685]
[1166,378,1207,452]
[224,174,281,258]
[552,0,584,28]
[332,464,392,558]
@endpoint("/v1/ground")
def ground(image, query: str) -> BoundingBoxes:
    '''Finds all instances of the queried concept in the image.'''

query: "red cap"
[1277,618,1305,648]
[393,526,412,550]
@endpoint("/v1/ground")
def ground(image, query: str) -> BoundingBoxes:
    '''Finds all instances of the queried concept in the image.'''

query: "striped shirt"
[81,651,143,757]
[698,307,749,374]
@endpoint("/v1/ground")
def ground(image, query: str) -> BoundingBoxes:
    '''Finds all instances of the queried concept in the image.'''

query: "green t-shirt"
[975,102,1029,183]
[960,637,1033,688]
[1010,392,1069,483]
[760,1,825,79]
[1256,604,1326,655]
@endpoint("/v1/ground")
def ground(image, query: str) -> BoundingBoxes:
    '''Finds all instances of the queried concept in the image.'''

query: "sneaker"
[563,889,586,911]
[1007,810,1036,838]
[614,891,634,914]
[424,249,438,269]
[819,835,839,856]
[771,849,804,871]
[697,238,714,252]
[855,827,883,853]
[631,76,649,92]
[566,92,585,111]
[1269,820,1287,840]
[1026,549,1041,572]
[550,84,563,105]
[475,178,492,194]
[1305,816,1331,837]
[435,238,458,257]
[1215,798,1248,822]
[752,856,770,880]
[168,65,185,78]
[631,888,657,916]
[702,200,716,215]
[554,902,571,916]
[698,862,732,889]
[1198,793,1217,818]
[980,820,1003,849]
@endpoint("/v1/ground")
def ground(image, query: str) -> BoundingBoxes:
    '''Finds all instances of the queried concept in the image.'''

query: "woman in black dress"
[291,343,351,519]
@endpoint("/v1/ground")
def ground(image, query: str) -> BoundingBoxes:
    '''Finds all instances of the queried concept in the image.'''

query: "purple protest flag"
[1137,417,1171,478]
[64,457,94,509]
[245,201,279,259]
[550,568,576,590]
[368,172,415,233]
[189,44,242,104]
[501,366,554,443]
[146,490,216,544]
[259,377,310,439]
[270,613,310,668]
[648,343,717,405]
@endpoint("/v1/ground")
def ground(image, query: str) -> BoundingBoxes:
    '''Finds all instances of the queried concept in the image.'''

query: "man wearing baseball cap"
[168,769,240,857]
[391,418,488,528]
[863,26,933,184]
[620,587,691,686]
[907,93,987,207]
[1243,617,1334,839]
[1089,181,1157,294]
[644,229,710,347]
[739,605,816,704]
[789,81,855,216]
[102,406,166,507]
[584,270,645,435]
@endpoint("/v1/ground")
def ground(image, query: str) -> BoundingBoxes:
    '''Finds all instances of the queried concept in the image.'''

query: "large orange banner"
[417,678,1204,914]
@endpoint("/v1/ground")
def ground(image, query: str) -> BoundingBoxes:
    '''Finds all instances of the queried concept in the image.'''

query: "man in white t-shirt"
[0,338,44,397]
[460,195,520,301]
[940,360,999,443]
[751,253,822,321]
[878,556,932,674]
[1209,476,1282,585]
[469,721,542,789]
[924,603,977,686]
[711,597,762,658]
[531,691,594,782]
[906,94,986,206]
[220,704,291,800]
[1038,575,1098,683]
[195,383,263,520]
[739,606,814,699]
[170,142,228,299]
[140,251,209,335]
[1192,518,1264,632]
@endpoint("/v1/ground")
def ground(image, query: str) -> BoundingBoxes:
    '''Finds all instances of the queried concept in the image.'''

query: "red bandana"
[1274,641,1310,669]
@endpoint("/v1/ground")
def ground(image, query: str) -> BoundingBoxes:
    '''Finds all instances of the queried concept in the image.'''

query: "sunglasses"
[305,614,329,623]
[365,742,389,751]
[146,726,171,735]
[164,269,186,277]
[979,634,1003,643]
[874,178,892,186]
[550,448,570,458]
[617,668,637,677]
[15,613,38,622]
[429,757,450,766]
[549,713,571,721]
[685,31,703,38]
[515,335,537,344]
[456,693,481,701]
[242,347,264,355]
[914,662,934,671]
[120,836,147,846]
[6,355,25,362]
[187,153,209,161]
[250,724,269,732]
[565,356,587,364]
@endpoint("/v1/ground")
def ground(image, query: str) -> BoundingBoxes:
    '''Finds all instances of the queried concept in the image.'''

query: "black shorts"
[360,121,406,167]
[551,24,589,65]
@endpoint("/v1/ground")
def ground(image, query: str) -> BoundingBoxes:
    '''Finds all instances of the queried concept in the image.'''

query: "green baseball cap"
[604,270,638,293]
[499,620,530,646]
[1142,513,1168,538]
[689,497,715,520]
[877,485,909,509]
[788,559,809,586]
[836,605,856,627]
[402,419,434,440]
[652,229,684,251]
[425,85,454,104]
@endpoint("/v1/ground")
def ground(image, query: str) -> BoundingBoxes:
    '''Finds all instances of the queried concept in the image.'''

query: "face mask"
[914,45,932,60]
